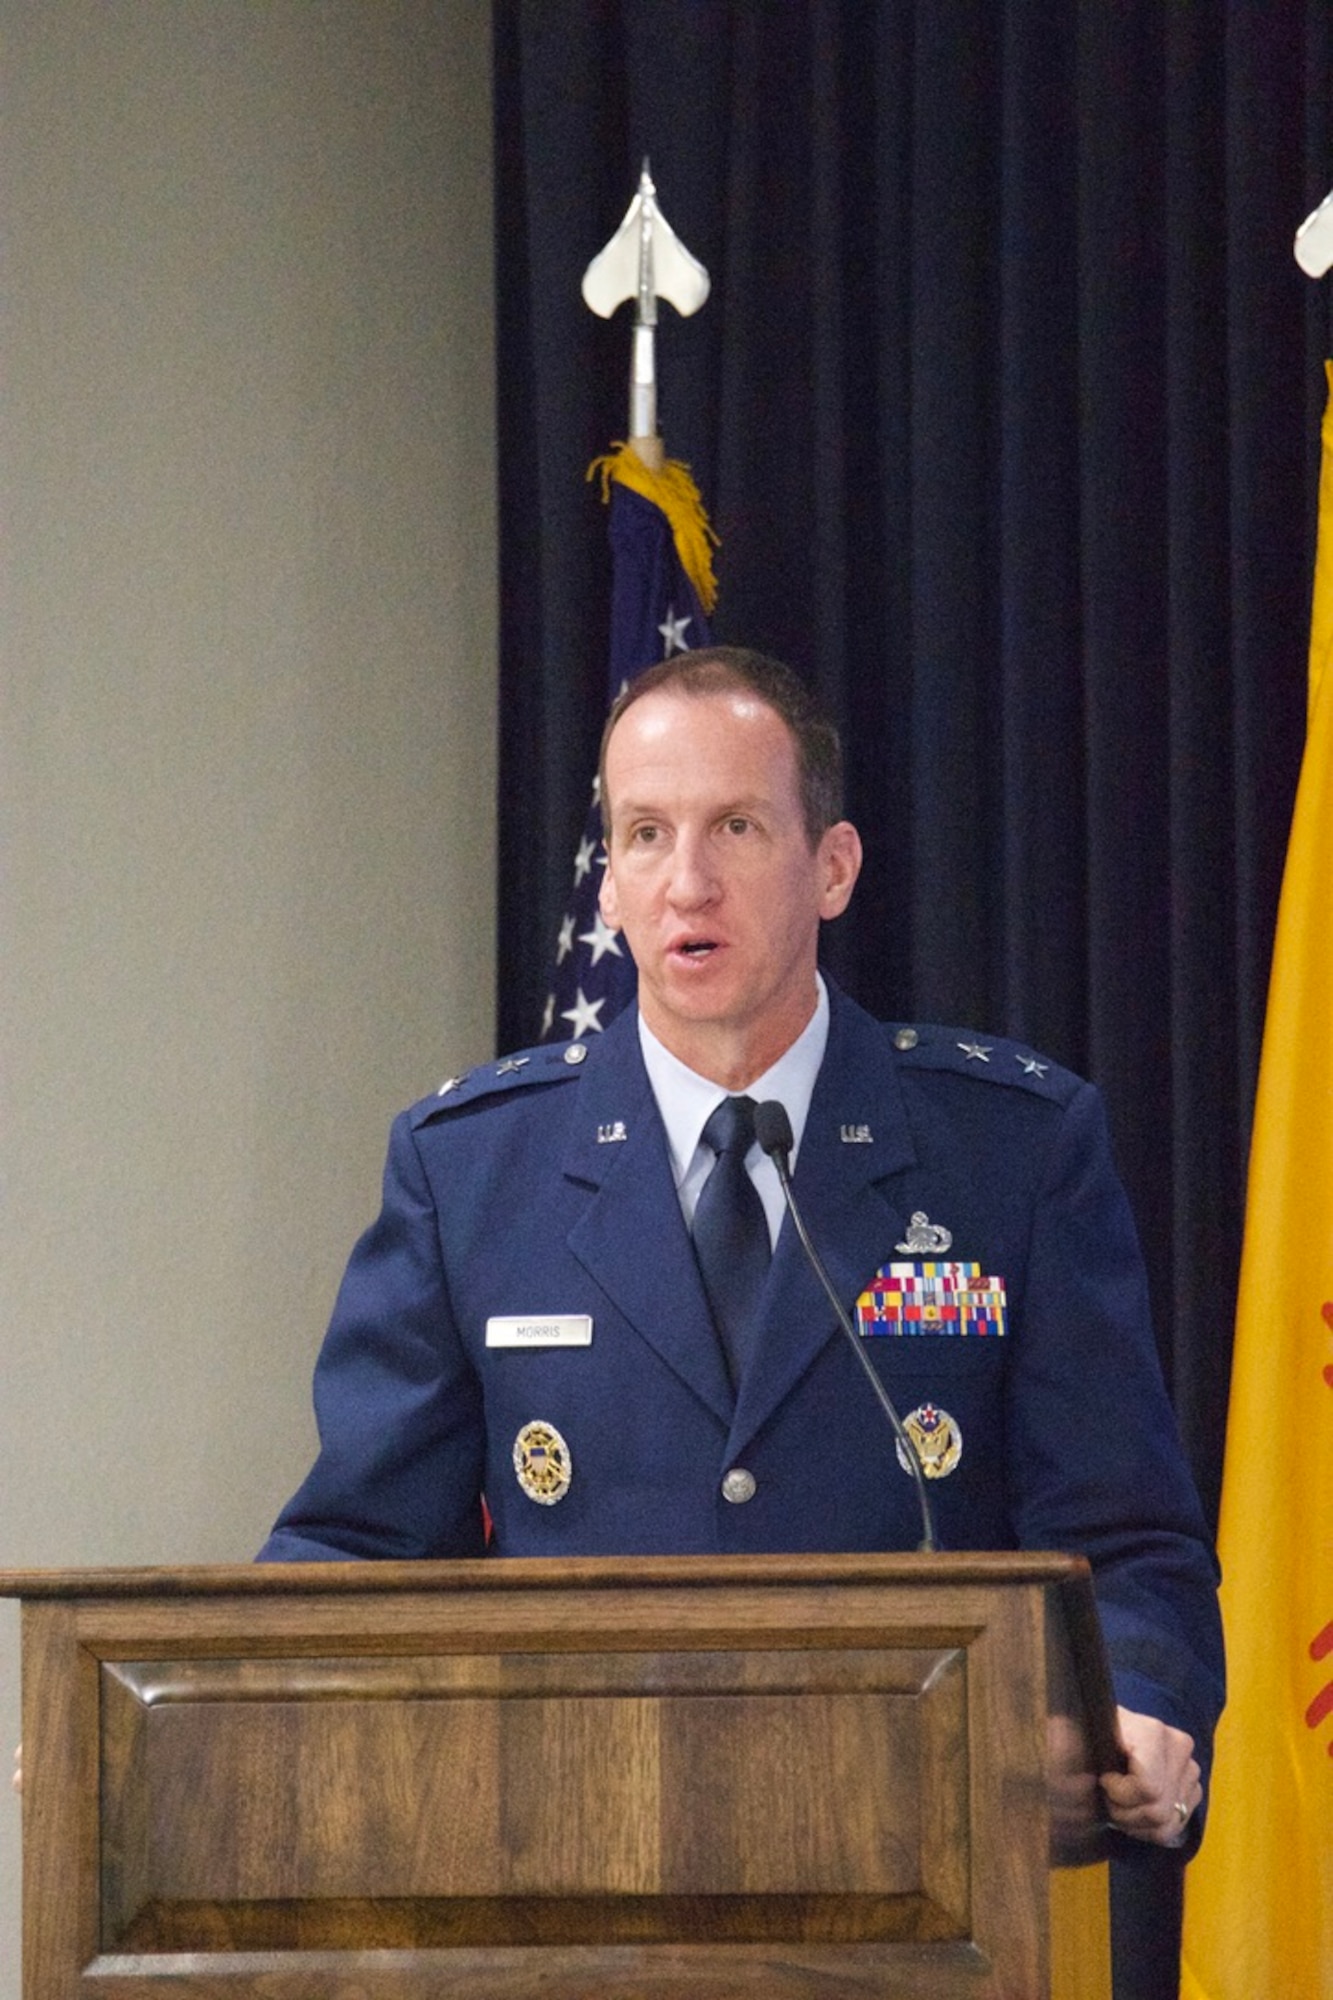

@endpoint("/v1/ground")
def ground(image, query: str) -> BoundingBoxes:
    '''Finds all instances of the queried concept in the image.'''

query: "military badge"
[895,1212,952,1253]
[513,1420,572,1505]
[897,1403,963,1480]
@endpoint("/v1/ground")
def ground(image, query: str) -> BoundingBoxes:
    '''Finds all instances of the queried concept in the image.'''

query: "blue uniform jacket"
[261,984,1224,1775]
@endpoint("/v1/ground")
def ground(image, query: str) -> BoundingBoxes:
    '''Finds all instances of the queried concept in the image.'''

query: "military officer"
[260,645,1223,1857]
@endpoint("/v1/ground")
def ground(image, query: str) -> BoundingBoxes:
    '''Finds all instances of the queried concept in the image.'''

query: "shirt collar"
[637,973,831,1188]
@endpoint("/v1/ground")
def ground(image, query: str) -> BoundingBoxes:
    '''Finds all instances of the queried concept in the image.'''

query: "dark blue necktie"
[693,1094,771,1382]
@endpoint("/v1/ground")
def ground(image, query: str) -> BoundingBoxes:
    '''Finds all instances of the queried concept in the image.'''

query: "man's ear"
[598,860,622,931]
[818,821,863,921]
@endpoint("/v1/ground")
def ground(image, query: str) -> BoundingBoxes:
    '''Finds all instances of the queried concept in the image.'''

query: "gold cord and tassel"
[587,440,720,616]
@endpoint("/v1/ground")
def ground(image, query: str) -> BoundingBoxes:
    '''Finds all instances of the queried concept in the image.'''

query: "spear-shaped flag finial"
[582,160,710,462]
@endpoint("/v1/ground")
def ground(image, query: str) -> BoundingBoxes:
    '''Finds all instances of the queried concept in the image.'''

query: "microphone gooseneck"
[754,1099,940,1554]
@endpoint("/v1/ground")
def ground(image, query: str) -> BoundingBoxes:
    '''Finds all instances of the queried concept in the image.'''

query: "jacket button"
[722,1468,756,1504]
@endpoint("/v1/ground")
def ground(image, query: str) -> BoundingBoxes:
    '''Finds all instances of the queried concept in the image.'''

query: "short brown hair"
[598,646,844,848]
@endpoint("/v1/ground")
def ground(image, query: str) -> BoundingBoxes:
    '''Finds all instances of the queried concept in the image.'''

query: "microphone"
[754,1099,940,1554]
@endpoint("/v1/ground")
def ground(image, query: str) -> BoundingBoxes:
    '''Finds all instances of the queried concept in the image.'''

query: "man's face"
[599,686,861,1082]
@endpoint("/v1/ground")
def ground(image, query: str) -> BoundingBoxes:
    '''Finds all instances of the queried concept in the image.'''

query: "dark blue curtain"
[492,9,1333,1983]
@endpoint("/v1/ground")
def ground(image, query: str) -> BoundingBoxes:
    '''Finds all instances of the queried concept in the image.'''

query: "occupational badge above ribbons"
[513,1420,572,1505]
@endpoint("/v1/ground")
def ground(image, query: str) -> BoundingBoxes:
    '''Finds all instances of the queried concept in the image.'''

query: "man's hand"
[1100,1706,1200,1846]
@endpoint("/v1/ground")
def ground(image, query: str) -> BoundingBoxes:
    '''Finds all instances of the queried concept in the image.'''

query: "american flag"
[538,447,716,1042]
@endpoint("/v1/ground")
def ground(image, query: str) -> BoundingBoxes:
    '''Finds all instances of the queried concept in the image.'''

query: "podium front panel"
[4,1550,1110,1998]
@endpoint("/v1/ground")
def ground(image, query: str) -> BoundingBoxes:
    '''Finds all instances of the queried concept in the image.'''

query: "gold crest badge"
[513,1420,572,1505]
[896,1403,963,1480]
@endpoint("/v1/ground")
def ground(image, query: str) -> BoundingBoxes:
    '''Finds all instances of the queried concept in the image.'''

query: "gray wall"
[0,5,497,1985]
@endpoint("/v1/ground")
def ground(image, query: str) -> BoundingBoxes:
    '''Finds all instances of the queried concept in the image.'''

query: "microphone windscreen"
[754,1099,794,1159]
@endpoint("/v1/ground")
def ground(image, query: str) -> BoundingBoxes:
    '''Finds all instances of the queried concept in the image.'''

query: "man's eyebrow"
[612,791,775,820]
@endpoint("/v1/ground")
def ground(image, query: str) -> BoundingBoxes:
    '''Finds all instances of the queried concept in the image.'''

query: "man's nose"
[666,833,720,906]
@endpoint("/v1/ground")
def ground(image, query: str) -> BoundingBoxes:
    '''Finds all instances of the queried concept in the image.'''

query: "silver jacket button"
[721,1467,756,1504]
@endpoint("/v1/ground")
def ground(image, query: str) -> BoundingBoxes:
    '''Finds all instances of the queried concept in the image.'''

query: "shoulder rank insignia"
[413,1041,587,1127]
[897,1403,963,1480]
[888,1024,1071,1100]
[513,1420,572,1505]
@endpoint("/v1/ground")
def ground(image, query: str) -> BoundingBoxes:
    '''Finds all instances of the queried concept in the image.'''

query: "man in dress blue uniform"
[261,645,1223,1859]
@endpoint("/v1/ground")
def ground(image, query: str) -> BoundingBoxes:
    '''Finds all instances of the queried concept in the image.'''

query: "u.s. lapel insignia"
[897,1403,962,1480]
[840,1123,873,1144]
[895,1211,953,1254]
[597,1120,627,1143]
[513,1420,572,1505]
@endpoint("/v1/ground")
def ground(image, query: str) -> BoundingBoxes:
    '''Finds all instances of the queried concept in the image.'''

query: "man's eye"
[630,824,660,845]
[724,817,752,836]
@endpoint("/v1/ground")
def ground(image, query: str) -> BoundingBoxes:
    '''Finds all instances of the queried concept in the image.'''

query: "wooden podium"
[2,1551,1116,1998]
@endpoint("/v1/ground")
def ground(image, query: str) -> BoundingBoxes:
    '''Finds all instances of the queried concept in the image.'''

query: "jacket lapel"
[728,989,921,1456]
[562,1011,735,1426]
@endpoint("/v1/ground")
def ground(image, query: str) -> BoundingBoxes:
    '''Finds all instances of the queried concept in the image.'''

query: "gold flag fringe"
[588,441,720,616]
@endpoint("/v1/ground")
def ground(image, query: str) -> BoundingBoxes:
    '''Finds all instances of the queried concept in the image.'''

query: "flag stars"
[579,910,624,965]
[573,835,598,885]
[561,988,607,1039]
[556,912,577,963]
[658,606,693,655]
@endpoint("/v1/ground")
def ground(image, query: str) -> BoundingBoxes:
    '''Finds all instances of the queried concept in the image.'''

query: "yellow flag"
[1180,366,1333,1997]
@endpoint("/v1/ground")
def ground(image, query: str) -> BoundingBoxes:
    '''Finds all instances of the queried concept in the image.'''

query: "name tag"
[486,1314,593,1349]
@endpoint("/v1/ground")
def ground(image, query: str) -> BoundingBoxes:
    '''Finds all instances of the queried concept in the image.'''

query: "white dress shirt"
[637,974,831,1250]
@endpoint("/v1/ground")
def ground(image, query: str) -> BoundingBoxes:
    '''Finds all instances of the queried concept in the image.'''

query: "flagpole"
[536,170,717,1044]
